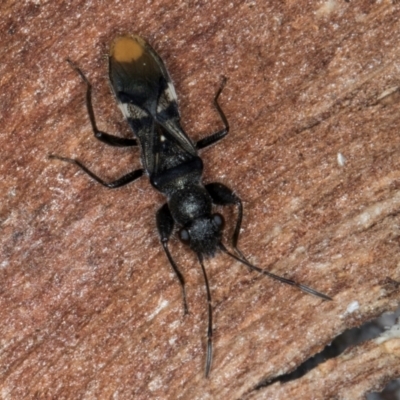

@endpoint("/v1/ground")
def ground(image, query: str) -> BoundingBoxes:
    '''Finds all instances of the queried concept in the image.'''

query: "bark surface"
[1,1,400,399]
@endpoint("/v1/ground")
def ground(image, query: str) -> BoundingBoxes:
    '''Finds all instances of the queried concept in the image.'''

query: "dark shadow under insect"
[49,35,332,377]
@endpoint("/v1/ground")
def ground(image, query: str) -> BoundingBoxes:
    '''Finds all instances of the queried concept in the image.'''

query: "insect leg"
[205,182,246,260]
[196,77,229,150]
[49,155,144,188]
[67,59,138,147]
[156,204,189,315]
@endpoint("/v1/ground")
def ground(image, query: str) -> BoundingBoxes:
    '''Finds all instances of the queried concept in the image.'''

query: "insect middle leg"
[67,58,138,147]
[50,60,143,188]
[196,77,230,150]
[49,155,144,188]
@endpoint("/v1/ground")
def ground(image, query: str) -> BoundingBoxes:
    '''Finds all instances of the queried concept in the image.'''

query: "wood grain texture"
[246,323,400,399]
[1,0,400,399]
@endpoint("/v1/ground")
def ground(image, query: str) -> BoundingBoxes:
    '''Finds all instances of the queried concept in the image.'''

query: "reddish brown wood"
[1,1,400,398]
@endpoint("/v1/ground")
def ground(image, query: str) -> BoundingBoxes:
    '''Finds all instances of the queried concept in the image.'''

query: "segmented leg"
[156,204,189,315]
[196,77,229,150]
[67,58,138,147]
[49,155,143,188]
[206,182,246,260]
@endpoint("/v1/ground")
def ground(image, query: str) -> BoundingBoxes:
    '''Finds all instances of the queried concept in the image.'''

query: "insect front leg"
[196,78,229,150]
[205,182,247,260]
[156,204,189,315]
[67,59,138,147]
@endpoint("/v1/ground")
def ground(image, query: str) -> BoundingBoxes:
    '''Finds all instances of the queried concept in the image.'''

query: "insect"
[50,35,332,377]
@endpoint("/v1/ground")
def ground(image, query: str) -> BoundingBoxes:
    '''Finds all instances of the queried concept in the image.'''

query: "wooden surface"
[1,0,400,399]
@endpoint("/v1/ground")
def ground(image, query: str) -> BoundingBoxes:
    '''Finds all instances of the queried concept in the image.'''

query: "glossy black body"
[50,35,331,378]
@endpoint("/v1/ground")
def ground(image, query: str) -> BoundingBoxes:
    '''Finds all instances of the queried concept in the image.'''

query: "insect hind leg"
[196,77,229,150]
[67,59,138,148]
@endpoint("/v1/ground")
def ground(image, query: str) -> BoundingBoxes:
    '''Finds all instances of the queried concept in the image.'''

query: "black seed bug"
[49,35,332,377]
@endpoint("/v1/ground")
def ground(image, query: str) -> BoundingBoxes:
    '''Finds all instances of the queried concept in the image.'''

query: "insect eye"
[179,228,191,244]
[212,213,224,229]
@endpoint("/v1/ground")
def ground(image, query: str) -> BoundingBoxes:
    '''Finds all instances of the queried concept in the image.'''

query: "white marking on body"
[167,81,177,101]
[118,102,148,119]
[118,103,131,119]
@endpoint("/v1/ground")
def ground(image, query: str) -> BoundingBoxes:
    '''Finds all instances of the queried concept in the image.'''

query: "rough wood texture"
[246,322,400,399]
[1,1,400,399]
